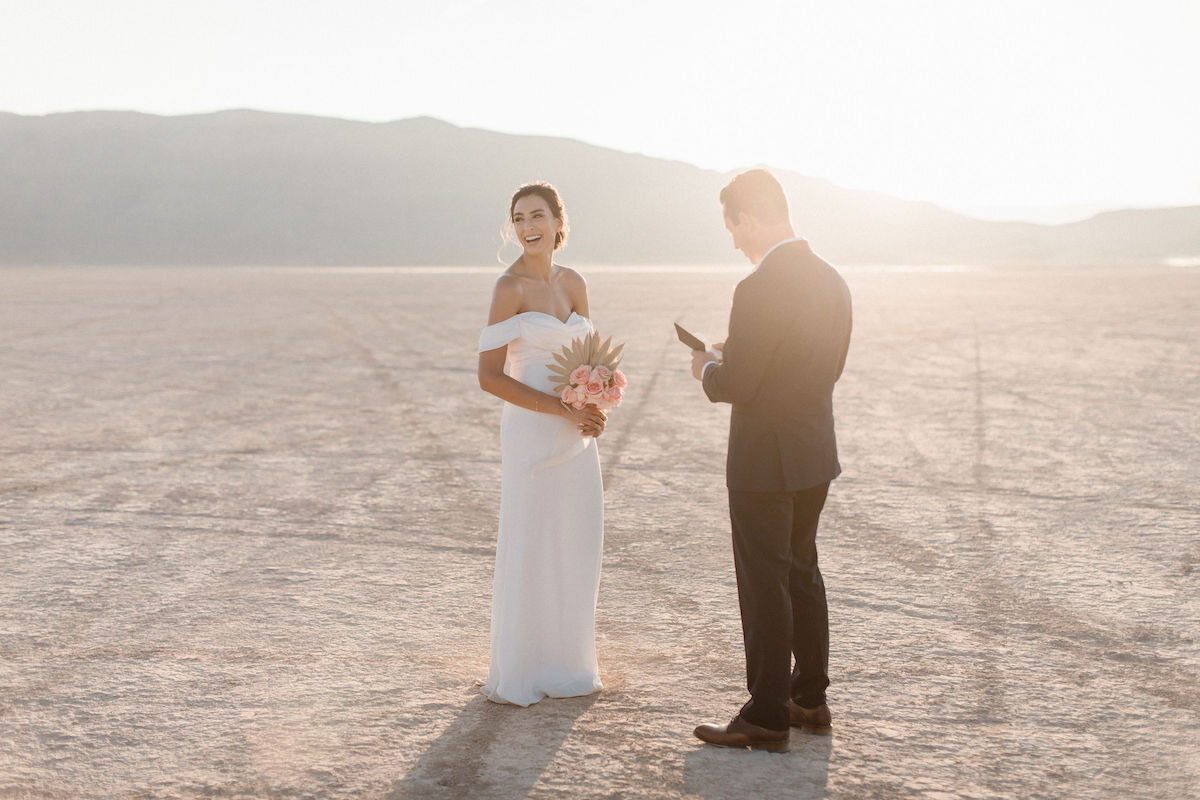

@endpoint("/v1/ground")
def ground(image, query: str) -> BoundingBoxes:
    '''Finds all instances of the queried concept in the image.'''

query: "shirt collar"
[756,237,805,269]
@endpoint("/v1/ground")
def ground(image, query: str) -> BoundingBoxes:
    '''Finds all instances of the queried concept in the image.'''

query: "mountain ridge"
[1,109,1196,266]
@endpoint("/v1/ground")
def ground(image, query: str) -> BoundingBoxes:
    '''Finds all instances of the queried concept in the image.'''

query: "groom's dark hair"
[720,169,790,224]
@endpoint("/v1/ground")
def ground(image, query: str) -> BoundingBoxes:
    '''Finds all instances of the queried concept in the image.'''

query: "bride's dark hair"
[507,181,569,250]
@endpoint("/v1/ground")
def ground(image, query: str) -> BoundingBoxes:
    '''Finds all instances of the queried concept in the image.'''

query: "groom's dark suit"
[702,238,852,731]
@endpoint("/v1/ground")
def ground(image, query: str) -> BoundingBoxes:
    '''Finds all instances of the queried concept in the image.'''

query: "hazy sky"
[3,0,1197,221]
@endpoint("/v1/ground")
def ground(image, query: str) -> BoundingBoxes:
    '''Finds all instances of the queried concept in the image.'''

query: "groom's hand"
[691,349,717,381]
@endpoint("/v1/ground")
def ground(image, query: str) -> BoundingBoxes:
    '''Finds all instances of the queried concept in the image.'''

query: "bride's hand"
[565,403,607,437]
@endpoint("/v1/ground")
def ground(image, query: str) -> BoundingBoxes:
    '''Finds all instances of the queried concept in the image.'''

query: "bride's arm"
[478,276,606,435]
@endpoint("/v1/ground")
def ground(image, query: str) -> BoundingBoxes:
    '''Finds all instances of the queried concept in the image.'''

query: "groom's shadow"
[682,729,833,800]
[388,690,598,799]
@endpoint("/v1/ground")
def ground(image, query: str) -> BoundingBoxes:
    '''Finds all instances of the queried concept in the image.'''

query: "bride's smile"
[512,195,562,257]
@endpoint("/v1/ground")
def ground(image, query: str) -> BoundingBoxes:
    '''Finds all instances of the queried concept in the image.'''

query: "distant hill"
[1,110,1197,266]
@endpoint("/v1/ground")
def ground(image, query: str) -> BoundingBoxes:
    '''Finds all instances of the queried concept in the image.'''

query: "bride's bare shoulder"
[557,265,588,293]
[487,273,525,323]
[554,266,590,318]
[555,264,584,280]
[494,270,524,290]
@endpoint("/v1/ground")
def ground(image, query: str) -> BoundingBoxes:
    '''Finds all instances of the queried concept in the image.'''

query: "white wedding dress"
[477,311,604,706]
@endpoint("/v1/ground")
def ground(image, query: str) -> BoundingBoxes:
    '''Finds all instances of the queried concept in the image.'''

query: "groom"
[690,169,852,752]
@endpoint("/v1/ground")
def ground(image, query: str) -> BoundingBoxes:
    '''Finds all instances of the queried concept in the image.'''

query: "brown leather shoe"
[788,701,832,729]
[693,714,790,752]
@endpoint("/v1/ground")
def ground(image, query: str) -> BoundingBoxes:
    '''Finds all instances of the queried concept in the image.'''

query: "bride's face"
[512,195,562,256]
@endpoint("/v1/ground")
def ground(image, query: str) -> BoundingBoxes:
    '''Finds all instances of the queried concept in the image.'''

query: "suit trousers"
[728,481,831,731]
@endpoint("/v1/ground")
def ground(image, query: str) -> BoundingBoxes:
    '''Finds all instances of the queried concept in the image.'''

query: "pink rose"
[570,365,592,386]
[613,369,627,389]
[603,385,623,406]
[561,387,577,405]
[585,380,604,396]
[591,365,612,383]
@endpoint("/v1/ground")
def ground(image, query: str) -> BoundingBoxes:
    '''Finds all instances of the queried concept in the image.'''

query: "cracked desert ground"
[2,265,1197,799]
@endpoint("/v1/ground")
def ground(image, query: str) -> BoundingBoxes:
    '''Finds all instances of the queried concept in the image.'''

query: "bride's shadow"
[388,690,598,799]
[682,729,833,800]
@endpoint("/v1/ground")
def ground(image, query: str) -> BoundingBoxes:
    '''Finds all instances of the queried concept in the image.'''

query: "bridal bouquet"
[548,331,628,411]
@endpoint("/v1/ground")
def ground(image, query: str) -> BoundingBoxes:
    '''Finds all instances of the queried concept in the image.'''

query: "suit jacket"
[702,240,852,492]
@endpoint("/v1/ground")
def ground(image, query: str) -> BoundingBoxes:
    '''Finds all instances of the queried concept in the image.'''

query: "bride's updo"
[508,181,570,250]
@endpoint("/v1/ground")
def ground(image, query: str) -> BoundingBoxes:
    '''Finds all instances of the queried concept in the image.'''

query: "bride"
[476,182,608,706]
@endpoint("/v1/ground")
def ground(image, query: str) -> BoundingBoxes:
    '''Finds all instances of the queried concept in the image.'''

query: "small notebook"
[674,322,708,351]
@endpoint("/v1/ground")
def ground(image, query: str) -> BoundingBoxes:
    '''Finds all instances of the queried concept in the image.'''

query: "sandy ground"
[1,264,1197,800]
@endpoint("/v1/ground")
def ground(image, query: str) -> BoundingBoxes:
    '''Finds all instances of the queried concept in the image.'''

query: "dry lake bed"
[1,264,1197,799]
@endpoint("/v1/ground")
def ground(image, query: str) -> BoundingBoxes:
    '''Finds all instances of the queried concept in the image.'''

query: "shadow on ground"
[683,730,832,799]
[388,691,598,799]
